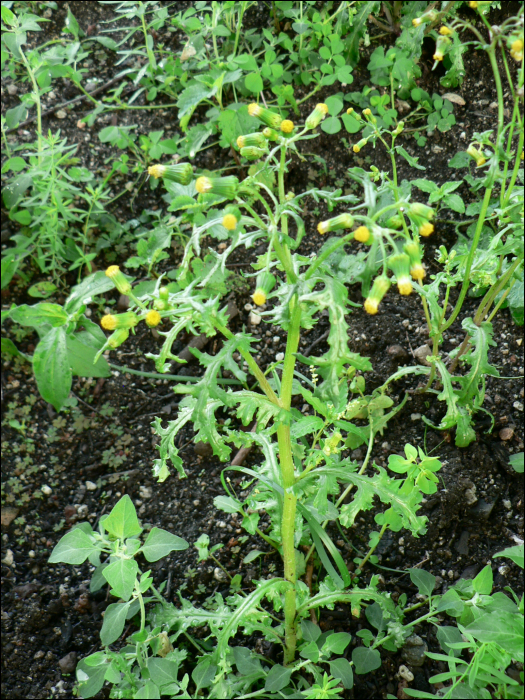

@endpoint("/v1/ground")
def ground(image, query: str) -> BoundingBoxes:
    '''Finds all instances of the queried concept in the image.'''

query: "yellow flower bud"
[317,214,353,235]
[511,39,523,52]
[196,176,212,194]
[410,264,426,281]
[347,107,354,114]
[148,164,166,179]
[439,26,453,35]
[412,17,422,27]
[248,103,283,129]
[354,226,370,243]
[318,221,329,234]
[353,144,361,153]
[364,298,379,314]
[362,108,372,116]
[252,289,266,306]
[305,103,329,129]
[222,213,238,230]
[364,275,390,314]
[419,222,434,237]
[101,314,117,331]
[105,265,132,295]
[280,119,294,134]
[145,310,161,328]
[468,1,478,7]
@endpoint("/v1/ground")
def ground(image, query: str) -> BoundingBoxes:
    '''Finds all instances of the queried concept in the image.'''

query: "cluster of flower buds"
[362,108,377,125]
[466,144,486,167]
[388,253,413,295]
[433,35,451,62]
[404,241,426,280]
[147,162,194,185]
[305,103,329,129]
[153,286,170,311]
[195,175,239,199]
[323,432,342,457]
[509,37,523,62]
[248,103,283,129]
[317,213,353,235]
[364,275,391,315]
[251,271,276,306]
[408,202,435,237]
[412,9,437,27]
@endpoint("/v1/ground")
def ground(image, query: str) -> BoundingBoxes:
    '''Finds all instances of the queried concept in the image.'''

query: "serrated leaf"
[152,404,194,482]
[177,83,217,124]
[217,105,254,149]
[235,390,284,428]
[291,415,324,438]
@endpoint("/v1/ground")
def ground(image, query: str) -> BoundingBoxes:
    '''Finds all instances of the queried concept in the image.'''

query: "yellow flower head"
[412,17,422,27]
[419,222,434,237]
[148,164,166,179]
[362,108,372,116]
[106,265,120,279]
[353,144,361,153]
[411,263,426,280]
[252,289,267,306]
[468,1,478,7]
[248,103,262,117]
[317,221,329,234]
[236,135,246,149]
[347,107,354,115]
[512,39,523,52]
[354,226,370,243]
[397,279,413,296]
[318,103,329,115]
[364,298,379,315]
[433,51,444,62]
[439,26,453,35]
[101,314,117,331]
[145,310,161,328]
[222,213,238,230]
[105,265,131,295]
[280,120,294,134]
[196,176,212,194]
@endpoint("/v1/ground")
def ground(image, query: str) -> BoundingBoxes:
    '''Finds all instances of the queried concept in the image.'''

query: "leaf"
[321,116,342,134]
[325,96,344,116]
[457,319,499,407]
[443,193,465,214]
[436,625,465,658]
[11,303,68,329]
[100,602,131,646]
[448,151,471,168]
[27,281,58,298]
[66,336,111,378]
[395,146,425,170]
[33,327,72,411]
[245,72,263,94]
[472,564,493,595]
[410,568,436,596]
[177,82,217,123]
[142,527,188,562]
[352,646,381,674]
[103,495,142,540]
[1,337,32,363]
[235,390,284,428]
[103,558,138,601]
[76,656,108,699]
[291,415,324,438]
[265,665,292,692]
[182,123,213,158]
[49,527,96,564]
[345,1,380,67]
[322,632,351,655]
[65,271,116,313]
[152,404,194,481]
[493,544,524,568]
[329,658,353,689]
[192,660,217,690]
[463,613,524,661]
[411,178,438,194]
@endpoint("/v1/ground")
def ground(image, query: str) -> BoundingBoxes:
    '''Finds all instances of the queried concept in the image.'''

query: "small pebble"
[275,352,285,361]
[398,665,414,682]
[139,485,152,499]
[55,109,67,119]
[85,481,97,491]
[7,83,18,95]
[414,344,432,367]
[499,427,514,441]
[411,413,421,421]
[248,312,261,325]
[41,485,52,496]
[59,651,77,674]
[244,303,253,311]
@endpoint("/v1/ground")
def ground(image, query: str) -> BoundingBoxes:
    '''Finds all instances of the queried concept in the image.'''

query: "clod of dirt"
[470,498,496,520]
[1,507,19,527]
[414,345,433,366]
[194,441,213,457]
[387,345,410,362]
[58,652,77,674]
[499,427,515,440]
[401,634,428,667]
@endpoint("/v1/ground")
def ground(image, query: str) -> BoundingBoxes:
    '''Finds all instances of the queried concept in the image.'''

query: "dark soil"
[1,2,523,699]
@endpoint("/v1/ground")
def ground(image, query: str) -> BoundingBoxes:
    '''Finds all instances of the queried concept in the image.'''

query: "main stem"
[278,297,302,665]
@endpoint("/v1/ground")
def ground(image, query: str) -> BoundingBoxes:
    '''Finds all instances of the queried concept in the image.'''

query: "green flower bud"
[248,103,283,129]
[385,215,403,229]
[105,265,131,295]
[147,162,194,185]
[317,213,354,235]
[236,132,267,149]
[101,312,139,331]
[154,298,169,311]
[159,286,169,300]
[364,275,391,315]
[388,254,413,295]
[263,127,280,141]
[252,271,276,305]
[305,103,329,129]
[108,328,130,349]
[240,146,267,161]
[195,175,239,199]
[409,202,434,220]
[466,144,486,167]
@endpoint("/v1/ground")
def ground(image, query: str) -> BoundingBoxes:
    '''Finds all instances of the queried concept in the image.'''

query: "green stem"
[474,256,523,325]
[305,232,355,280]
[441,185,493,332]
[357,523,388,573]
[108,363,242,385]
[278,296,302,665]
[19,46,42,159]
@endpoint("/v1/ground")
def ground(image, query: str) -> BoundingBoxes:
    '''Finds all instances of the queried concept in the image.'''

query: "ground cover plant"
[1,1,524,699]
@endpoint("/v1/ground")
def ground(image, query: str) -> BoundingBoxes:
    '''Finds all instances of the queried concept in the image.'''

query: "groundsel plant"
[47,101,451,697]
[47,86,524,700]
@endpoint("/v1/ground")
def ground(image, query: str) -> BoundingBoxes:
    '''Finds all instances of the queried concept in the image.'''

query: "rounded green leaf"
[141,527,189,562]
[352,647,381,674]
[321,117,342,134]
[245,72,263,94]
